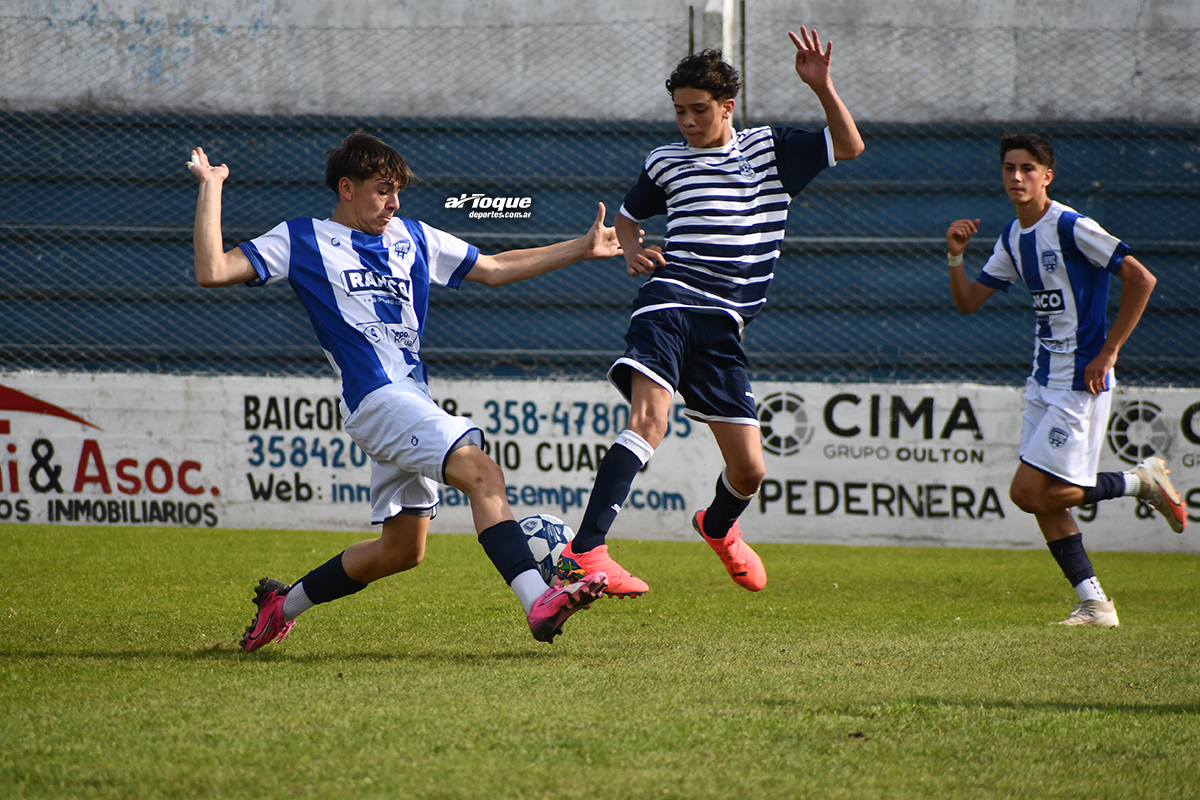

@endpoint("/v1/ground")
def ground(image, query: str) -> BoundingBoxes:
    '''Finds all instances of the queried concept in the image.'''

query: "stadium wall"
[2,372,1197,553]
[4,0,1199,123]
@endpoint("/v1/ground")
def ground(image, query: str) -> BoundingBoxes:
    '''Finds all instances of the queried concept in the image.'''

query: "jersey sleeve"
[1071,215,1132,273]
[419,221,480,290]
[237,221,292,287]
[619,166,667,223]
[976,232,1018,291]
[772,126,836,196]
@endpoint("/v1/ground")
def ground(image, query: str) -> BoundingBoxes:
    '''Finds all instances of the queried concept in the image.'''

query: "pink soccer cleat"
[239,578,295,652]
[693,509,767,592]
[560,541,648,598]
[527,572,608,643]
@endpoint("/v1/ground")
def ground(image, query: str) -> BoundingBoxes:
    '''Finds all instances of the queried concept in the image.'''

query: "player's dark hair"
[324,132,413,194]
[999,132,1055,170]
[665,49,742,102]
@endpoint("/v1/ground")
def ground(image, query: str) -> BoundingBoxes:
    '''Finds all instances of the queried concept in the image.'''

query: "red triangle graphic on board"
[0,382,102,430]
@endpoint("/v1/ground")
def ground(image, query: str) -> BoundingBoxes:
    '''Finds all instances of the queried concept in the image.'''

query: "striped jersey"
[976,200,1131,391]
[618,125,836,327]
[239,217,478,413]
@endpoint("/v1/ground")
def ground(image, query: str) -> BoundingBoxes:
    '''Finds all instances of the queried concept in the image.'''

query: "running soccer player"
[945,131,1187,628]
[560,30,864,596]
[187,133,616,649]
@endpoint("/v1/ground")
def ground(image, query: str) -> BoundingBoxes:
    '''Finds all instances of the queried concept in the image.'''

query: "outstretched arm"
[945,218,996,314]
[465,203,622,287]
[188,147,256,287]
[790,27,864,161]
[1082,255,1156,394]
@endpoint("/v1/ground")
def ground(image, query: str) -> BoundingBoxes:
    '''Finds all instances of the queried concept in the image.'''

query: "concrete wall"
[3,0,1199,122]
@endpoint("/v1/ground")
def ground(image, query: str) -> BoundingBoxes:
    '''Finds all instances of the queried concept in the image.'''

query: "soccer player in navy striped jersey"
[561,30,864,597]
[946,132,1187,628]
[188,133,618,648]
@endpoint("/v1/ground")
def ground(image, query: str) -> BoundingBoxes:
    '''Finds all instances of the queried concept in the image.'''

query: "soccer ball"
[519,514,576,584]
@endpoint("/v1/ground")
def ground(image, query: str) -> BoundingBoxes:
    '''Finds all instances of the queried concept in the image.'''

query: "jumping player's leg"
[565,370,669,597]
[691,420,767,591]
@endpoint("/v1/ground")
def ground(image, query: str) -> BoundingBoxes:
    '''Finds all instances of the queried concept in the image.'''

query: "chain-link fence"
[3,7,1198,386]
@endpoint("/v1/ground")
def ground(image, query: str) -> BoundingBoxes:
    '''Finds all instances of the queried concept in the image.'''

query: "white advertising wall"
[1,372,1197,553]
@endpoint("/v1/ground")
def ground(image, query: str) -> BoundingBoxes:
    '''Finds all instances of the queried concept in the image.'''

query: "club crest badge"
[1041,250,1058,271]
[1048,427,1069,448]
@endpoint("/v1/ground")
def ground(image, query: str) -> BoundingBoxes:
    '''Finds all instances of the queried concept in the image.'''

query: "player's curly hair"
[324,132,413,194]
[665,49,742,102]
[1000,132,1055,170]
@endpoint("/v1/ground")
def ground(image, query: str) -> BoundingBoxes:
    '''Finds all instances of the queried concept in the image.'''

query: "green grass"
[1,524,1198,799]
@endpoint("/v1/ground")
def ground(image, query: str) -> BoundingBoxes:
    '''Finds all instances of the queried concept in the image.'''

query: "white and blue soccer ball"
[519,513,576,584]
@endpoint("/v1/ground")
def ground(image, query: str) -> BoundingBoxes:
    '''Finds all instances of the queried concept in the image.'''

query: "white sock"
[615,429,655,464]
[1122,471,1142,497]
[1074,576,1107,603]
[281,582,314,621]
[511,569,549,614]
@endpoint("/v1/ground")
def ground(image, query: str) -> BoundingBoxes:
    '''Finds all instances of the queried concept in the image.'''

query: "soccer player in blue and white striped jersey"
[562,30,864,597]
[946,132,1186,628]
[188,133,619,648]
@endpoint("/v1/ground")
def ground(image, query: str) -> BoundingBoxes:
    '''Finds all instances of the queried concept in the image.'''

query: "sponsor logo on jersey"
[1031,288,1065,315]
[1041,249,1058,271]
[1048,427,1069,448]
[359,322,419,351]
[341,269,411,300]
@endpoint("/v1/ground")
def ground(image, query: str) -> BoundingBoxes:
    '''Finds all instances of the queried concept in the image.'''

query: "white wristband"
[947,252,963,267]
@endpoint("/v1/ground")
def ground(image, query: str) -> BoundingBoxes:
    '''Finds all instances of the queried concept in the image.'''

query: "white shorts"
[342,378,483,524]
[1019,378,1112,488]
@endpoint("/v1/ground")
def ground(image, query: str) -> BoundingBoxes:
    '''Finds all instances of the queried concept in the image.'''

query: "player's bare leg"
[342,513,428,584]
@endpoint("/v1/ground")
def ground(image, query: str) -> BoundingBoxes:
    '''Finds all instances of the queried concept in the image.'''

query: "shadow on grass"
[0,646,553,665]
[765,695,1200,717]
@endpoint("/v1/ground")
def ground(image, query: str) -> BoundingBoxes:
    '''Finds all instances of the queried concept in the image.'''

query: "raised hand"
[789,26,832,88]
[582,202,624,260]
[946,218,981,256]
[186,147,229,183]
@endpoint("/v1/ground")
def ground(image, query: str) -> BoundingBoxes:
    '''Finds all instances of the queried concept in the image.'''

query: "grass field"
[1,524,1198,799]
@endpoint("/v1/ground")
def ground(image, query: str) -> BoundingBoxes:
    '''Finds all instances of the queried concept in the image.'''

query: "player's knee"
[447,446,507,498]
[1009,482,1044,514]
[628,411,668,446]
[728,464,766,496]
[382,542,424,574]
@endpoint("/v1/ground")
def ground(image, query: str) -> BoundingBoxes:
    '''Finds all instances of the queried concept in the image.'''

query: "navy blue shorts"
[607,308,758,425]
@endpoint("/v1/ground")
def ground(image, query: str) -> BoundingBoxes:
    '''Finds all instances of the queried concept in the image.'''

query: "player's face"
[673,87,736,149]
[1001,149,1053,206]
[341,174,401,235]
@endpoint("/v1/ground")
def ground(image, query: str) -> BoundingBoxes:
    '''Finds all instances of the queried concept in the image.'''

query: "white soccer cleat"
[1133,457,1188,534]
[1054,598,1120,628]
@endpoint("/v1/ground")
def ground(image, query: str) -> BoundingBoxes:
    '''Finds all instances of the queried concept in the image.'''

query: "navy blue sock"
[478,520,538,585]
[1081,472,1125,505]
[299,552,368,605]
[703,474,751,539]
[1046,533,1095,586]
[573,443,643,553]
